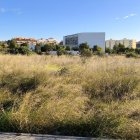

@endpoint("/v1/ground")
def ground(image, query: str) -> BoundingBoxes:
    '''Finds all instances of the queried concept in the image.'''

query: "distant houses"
[106,39,136,49]
[1,34,139,55]
[13,37,59,50]
[37,38,59,45]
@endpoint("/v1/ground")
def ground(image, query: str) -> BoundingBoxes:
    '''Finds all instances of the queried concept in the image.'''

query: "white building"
[63,32,105,52]
[106,39,136,49]
[37,38,48,44]
[46,38,58,45]
[37,38,58,45]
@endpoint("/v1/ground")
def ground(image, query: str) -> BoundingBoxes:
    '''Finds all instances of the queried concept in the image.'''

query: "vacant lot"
[0,55,140,139]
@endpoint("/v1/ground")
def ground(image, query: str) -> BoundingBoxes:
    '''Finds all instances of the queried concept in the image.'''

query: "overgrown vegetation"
[106,43,140,58]
[0,55,140,139]
[1,40,140,58]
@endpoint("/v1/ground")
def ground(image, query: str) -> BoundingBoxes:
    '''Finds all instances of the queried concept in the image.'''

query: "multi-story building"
[136,42,140,48]
[106,39,136,49]
[46,38,58,45]
[63,32,105,52]
[13,37,37,45]
[37,38,59,45]
[37,38,48,44]
[13,37,37,50]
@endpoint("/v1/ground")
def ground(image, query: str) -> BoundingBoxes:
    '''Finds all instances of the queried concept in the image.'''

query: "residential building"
[37,38,48,44]
[136,42,140,48]
[106,39,136,49]
[46,38,58,45]
[13,37,37,45]
[13,37,37,50]
[63,32,106,52]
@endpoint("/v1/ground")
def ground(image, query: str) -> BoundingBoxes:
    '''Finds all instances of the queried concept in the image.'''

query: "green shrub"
[126,52,138,58]
[0,71,48,95]
[80,49,93,57]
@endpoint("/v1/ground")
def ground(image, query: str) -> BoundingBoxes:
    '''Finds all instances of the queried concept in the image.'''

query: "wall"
[78,33,105,52]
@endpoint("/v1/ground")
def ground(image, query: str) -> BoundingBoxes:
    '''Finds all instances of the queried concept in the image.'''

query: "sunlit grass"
[0,54,140,139]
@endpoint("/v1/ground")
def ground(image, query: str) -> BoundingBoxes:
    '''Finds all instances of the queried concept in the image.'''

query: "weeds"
[0,55,140,139]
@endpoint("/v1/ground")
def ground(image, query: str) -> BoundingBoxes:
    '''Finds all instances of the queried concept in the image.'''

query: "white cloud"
[115,13,137,20]
[0,8,23,15]
[123,16,129,19]
[129,13,137,17]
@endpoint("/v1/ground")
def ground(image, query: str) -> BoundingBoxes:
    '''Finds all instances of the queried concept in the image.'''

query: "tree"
[135,48,140,54]
[66,46,71,51]
[79,43,92,57]
[80,49,92,57]
[43,44,53,52]
[79,43,89,51]
[125,48,135,53]
[105,47,112,54]
[57,47,66,56]
[93,45,102,52]
[113,43,125,54]
[18,45,31,55]
[72,46,79,51]
[8,40,19,54]
[21,43,28,47]
[0,42,9,54]
[35,43,42,54]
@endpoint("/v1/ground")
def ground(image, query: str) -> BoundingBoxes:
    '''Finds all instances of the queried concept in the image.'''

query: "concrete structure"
[63,32,105,52]
[0,132,107,140]
[106,39,136,49]
[136,41,140,48]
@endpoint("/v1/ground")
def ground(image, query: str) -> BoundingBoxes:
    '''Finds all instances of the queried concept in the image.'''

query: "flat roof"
[64,32,105,37]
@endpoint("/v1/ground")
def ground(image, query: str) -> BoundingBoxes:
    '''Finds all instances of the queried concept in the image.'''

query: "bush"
[79,43,89,51]
[18,46,32,55]
[83,70,139,102]
[135,48,140,54]
[0,71,48,95]
[105,47,112,54]
[72,46,79,51]
[113,43,126,54]
[57,47,66,56]
[93,45,102,52]
[80,49,93,57]
[126,52,138,58]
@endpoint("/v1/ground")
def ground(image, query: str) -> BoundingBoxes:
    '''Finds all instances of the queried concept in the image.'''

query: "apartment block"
[63,32,105,52]
[106,39,136,49]
[136,42,140,48]
[37,38,58,45]
[13,37,37,47]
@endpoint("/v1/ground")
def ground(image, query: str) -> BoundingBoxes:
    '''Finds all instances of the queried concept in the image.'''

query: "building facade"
[106,39,136,49]
[46,38,58,45]
[63,32,105,52]
[13,37,37,45]
[136,42,140,48]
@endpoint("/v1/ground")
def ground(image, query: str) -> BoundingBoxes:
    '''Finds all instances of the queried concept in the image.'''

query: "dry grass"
[0,54,140,139]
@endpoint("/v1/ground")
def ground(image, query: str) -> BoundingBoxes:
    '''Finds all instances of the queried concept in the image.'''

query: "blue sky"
[0,0,140,41]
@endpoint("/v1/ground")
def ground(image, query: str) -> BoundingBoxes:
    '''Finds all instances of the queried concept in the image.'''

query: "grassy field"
[0,54,140,139]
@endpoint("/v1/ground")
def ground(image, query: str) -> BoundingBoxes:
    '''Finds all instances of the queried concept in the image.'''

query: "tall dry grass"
[0,54,140,139]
